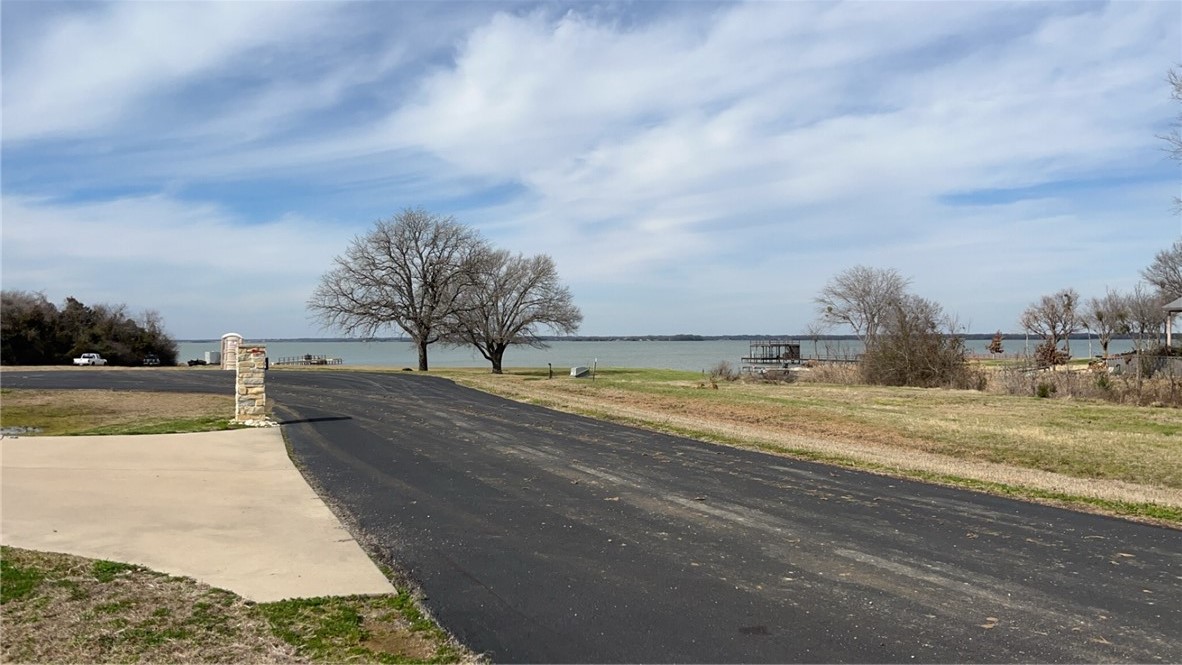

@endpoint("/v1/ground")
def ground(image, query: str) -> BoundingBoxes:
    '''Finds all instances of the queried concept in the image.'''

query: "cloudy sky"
[2,1,1179,339]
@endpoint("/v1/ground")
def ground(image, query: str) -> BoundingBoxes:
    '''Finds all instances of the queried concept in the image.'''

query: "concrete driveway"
[1,427,393,602]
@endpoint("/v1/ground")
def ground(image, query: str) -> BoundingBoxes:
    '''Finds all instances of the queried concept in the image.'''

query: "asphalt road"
[5,369,1181,663]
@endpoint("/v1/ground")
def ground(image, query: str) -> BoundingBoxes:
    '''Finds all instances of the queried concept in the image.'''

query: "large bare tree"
[446,249,582,373]
[307,208,483,371]
[814,265,910,346]
[1019,288,1080,362]
[1142,240,1182,300]
[1081,289,1129,358]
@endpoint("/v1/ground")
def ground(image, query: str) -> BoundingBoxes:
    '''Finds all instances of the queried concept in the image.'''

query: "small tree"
[308,208,484,371]
[1,291,60,365]
[1019,288,1079,365]
[987,330,1004,355]
[1125,283,1167,350]
[1081,289,1129,358]
[446,249,582,374]
[814,266,910,346]
[804,320,830,359]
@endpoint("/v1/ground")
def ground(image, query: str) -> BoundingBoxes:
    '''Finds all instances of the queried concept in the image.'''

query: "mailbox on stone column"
[221,332,243,371]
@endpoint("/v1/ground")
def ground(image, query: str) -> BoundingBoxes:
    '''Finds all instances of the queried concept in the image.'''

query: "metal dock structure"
[273,354,344,366]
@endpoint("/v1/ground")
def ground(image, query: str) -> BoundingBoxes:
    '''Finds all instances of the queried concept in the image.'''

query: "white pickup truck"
[73,353,108,366]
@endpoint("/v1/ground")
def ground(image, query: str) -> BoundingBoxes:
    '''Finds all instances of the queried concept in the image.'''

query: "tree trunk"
[489,346,505,374]
[417,340,429,371]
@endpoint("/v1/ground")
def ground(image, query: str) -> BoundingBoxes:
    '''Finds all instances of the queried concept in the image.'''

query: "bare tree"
[1019,288,1080,363]
[1081,289,1129,358]
[1162,67,1182,213]
[814,266,910,346]
[446,249,582,373]
[1125,283,1167,349]
[307,208,484,371]
[1142,240,1182,300]
[803,320,830,359]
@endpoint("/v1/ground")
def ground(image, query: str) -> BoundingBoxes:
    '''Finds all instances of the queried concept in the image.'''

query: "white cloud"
[2,2,338,141]
[1,1,1178,337]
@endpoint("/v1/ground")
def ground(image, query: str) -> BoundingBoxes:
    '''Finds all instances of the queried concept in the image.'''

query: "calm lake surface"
[178,337,1138,372]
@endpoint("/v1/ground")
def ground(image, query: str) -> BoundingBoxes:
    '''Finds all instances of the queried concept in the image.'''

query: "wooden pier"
[272,354,343,366]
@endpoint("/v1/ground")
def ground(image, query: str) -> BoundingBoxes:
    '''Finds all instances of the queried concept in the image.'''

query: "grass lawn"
[432,367,1182,524]
[0,547,471,664]
[0,389,241,435]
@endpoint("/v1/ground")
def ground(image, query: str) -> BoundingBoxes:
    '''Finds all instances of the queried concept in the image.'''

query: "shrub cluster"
[858,296,984,389]
[1,291,177,366]
[992,360,1182,407]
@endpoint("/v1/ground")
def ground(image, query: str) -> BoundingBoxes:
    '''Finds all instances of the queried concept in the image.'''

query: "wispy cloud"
[2,1,1177,337]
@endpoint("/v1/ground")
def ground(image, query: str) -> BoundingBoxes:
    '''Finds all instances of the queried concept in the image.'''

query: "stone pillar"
[235,345,268,423]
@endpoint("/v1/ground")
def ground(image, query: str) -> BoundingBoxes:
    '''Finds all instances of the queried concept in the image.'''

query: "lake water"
[178,337,1140,372]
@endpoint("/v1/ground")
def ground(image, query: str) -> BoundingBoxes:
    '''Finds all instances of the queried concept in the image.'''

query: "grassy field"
[0,546,471,664]
[431,367,1182,523]
[0,389,240,435]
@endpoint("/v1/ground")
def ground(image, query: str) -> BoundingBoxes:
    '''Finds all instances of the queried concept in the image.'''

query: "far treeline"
[0,292,178,366]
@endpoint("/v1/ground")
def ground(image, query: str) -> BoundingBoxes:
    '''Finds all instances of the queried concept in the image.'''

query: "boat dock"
[272,354,344,366]
[741,340,802,369]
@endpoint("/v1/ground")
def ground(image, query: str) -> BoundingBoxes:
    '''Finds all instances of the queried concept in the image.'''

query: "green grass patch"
[257,592,461,664]
[74,415,243,436]
[1,558,45,604]
[92,559,142,583]
[0,546,472,664]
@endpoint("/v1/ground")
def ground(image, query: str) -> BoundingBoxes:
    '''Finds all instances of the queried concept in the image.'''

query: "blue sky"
[2,1,1179,339]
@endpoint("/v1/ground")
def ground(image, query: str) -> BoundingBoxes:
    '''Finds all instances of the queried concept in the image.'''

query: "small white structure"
[570,366,591,378]
[1165,297,1182,348]
[221,333,243,371]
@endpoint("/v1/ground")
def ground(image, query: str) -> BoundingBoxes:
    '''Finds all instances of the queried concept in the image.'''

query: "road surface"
[5,369,1180,663]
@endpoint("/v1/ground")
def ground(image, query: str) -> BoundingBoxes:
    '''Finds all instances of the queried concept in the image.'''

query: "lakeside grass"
[0,546,471,664]
[431,367,1182,524]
